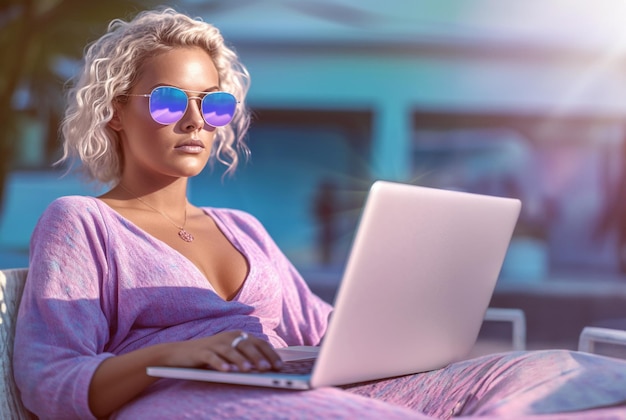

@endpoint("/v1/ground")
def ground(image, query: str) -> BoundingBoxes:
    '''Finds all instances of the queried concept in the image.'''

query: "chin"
[183,164,209,177]
[174,158,210,177]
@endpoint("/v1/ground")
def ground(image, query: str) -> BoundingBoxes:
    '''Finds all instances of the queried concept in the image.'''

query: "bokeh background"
[3,0,626,350]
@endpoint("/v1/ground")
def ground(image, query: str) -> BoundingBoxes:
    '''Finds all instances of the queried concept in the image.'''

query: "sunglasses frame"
[126,86,239,127]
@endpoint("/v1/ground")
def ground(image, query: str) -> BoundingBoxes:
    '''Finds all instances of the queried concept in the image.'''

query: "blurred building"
[188,0,626,281]
[4,0,626,290]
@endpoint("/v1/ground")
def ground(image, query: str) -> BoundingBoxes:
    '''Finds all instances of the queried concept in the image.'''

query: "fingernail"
[242,361,252,371]
[258,360,271,370]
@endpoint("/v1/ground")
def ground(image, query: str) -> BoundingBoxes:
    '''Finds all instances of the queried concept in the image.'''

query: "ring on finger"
[231,331,249,349]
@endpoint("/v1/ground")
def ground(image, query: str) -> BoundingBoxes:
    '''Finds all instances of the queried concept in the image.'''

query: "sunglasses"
[126,86,238,127]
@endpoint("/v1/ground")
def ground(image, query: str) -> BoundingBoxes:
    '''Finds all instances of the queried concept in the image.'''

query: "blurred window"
[412,111,625,280]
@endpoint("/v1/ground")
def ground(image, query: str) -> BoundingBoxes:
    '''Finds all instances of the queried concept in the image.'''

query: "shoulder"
[205,207,278,249]
[37,196,107,229]
[30,196,110,254]
[46,195,99,207]
[207,207,267,234]
[206,206,286,261]
[41,195,102,218]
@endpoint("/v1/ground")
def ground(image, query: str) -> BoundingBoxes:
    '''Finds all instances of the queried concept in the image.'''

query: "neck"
[116,178,190,212]
[115,180,196,243]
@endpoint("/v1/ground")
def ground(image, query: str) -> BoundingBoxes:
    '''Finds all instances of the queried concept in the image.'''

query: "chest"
[167,217,249,301]
[119,209,249,301]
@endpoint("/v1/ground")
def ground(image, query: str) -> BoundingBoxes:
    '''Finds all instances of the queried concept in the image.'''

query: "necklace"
[119,184,194,242]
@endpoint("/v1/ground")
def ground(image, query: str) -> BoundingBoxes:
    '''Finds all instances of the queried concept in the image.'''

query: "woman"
[13,7,626,419]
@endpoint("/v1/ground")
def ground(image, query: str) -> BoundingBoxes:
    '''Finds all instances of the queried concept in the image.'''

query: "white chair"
[0,268,31,419]
[578,326,626,359]
[483,307,526,351]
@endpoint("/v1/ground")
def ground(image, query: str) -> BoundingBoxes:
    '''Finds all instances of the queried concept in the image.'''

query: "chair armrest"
[578,326,626,355]
[483,308,526,351]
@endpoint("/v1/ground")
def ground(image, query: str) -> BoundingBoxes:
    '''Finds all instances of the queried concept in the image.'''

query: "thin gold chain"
[118,184,194,242]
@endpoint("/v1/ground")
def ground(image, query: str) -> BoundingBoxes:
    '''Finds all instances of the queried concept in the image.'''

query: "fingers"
[204,351,239,372]
[234,337,283,372]
[204,331,282,373]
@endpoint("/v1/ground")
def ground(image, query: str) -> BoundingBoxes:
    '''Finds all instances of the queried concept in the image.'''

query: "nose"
[181,96,205,131]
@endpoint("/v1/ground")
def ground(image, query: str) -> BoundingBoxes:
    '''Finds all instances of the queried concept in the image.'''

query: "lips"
[174,139,205,153]
[175,139,204,149]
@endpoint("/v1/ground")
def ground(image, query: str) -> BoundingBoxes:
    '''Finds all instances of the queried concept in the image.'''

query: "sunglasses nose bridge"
[188,96,202,111]
[181,96,205,125]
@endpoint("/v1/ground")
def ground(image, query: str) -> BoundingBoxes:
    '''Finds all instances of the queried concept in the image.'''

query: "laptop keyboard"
[277,358,315,374]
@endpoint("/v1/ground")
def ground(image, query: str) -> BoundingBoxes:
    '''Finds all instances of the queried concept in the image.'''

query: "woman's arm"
[15,198,283,418]
[88,330,282,418]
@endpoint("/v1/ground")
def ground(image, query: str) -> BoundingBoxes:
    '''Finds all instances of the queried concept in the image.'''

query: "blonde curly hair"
[59,7,251,185]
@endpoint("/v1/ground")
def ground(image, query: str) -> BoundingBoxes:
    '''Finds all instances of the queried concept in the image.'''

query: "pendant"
[178,229,194,242]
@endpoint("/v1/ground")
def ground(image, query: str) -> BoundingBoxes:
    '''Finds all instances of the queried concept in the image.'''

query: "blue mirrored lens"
[201,92,237,127]
[149,87,188,124]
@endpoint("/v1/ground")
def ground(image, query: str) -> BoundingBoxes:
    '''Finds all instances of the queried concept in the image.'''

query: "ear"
[108,102,124,132]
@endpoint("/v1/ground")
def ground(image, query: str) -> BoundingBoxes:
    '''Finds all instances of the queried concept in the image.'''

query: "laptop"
[147,180,521,389]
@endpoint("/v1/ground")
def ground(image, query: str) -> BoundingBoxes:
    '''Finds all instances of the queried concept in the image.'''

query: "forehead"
[135,47,219,90]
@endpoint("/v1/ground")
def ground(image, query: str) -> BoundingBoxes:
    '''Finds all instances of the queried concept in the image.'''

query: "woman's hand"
[164,330,284,373]
[89,331,282,418]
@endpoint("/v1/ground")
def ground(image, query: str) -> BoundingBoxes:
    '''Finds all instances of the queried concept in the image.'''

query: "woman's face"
[112,47,221,183]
